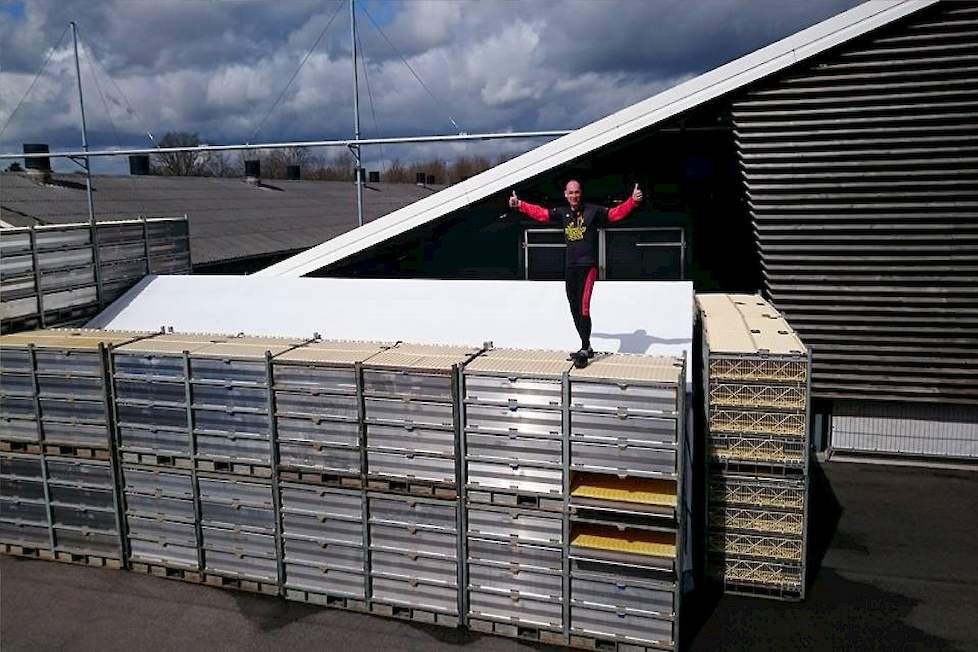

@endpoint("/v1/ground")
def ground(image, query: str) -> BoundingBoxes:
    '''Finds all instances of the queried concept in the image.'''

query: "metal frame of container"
[565,353,687,652]
[269,339,391,610]
[698,294,812,602]
[359,343,482,628]
[0,329,155,567]
[4,330,696,646]
[460,349,570,641]
[0,217,191,335]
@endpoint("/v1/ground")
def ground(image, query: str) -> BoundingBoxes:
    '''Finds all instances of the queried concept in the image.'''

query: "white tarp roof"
[255,0,934,279]
[87,276,694,381]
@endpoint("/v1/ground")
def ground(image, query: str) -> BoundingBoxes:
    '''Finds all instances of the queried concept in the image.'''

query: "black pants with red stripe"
[565,264,597,351]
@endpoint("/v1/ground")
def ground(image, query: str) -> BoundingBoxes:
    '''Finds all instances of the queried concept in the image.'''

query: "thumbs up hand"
[632,183,643,203]
[509,190,520,208]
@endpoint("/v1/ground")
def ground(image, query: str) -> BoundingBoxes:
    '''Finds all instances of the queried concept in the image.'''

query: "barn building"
[259,1,978,461]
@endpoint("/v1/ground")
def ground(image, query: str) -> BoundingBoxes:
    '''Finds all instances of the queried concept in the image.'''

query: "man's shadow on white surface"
[593,329,692,354]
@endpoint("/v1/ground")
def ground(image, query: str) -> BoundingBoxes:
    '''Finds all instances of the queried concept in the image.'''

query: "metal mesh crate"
[709,382,806,410]
[709,556,804,593]
[709,433,807,467]
[708,506,804,537]
[708,357,808,384]
[709,409,806,437]
[708,531,803,563]
[709,475,806,510]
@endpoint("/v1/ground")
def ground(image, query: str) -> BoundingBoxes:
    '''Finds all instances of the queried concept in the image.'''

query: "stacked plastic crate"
[270,339,391,609]
[0,329,148,568]
[189,336,301,593]
[111,334,303,593]
[111,333,219,580]
[361,343,480,628]
[566,355,687,652]
[462,349,570,645]
[697,293,811,601]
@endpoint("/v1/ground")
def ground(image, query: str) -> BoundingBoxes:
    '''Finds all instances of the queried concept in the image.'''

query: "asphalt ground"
[2,461,977,651]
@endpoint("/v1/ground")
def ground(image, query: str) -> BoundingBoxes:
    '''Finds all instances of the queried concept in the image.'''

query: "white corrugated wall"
[831,400,978,459]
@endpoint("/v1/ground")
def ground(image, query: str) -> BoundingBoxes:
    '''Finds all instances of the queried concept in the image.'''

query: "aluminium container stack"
[111,333,224,581]
[462,349,570,645]
[0,328,149,567]
[0,218,191,335]
[3,329,694,647]
[270,339,391,609]
[361,343,481,627]
[697,293,811,601]
[110,333,303,593]
[567,354,687,652]
[189,335,303,594]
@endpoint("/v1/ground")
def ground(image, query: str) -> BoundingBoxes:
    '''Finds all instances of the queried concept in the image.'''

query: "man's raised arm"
[608,184,644,222]
[509,191,550,223]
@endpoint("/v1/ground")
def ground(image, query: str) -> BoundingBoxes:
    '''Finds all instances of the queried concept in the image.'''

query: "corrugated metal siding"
[733,2,978,406]
[831,400,978,459]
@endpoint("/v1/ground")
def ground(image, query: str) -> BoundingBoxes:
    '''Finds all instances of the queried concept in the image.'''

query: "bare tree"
[384,158,409,183]
[205,151,236,178]
[153,131,211,176]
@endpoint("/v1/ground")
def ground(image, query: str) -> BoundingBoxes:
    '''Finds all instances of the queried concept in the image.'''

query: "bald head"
[564,180,582,209]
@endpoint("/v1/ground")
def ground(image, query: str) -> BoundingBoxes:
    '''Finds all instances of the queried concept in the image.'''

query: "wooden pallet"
[468,616,566,645]
[1,543,123,569]
[194,459,272,478]
[466,487,565,512]
[131,561,203,583]
[121,451,193,469]
[367,477,457,500]
[569,633,674,652]
[0,441,42,455]
[43,444,111,460]
[279,469,363,489]
[203,572,279,596]
[283,587,367,611]
[369,600,459,628]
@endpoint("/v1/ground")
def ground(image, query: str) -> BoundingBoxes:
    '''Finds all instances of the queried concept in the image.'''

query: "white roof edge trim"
[256,0,936,279]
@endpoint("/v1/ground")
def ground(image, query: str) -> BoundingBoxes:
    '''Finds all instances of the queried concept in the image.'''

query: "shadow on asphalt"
[230,591,321,632]
[687,567,948,651]
[806,460,843,590]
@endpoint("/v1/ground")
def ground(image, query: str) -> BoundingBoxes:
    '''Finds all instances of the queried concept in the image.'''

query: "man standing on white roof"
[509,180,643,367]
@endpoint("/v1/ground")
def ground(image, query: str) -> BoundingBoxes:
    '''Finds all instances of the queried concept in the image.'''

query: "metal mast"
[70,21,96,225]
[350,0,364,227]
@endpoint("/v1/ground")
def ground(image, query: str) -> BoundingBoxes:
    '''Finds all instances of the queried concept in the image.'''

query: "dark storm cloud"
[0,0,862,169]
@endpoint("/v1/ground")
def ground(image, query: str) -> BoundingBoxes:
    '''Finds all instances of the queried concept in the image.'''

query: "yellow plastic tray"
[571,526,676,559]
[571,474,677,507]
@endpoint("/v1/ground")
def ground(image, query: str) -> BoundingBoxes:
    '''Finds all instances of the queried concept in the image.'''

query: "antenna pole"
[70,21,96,226]
[351,0,364,227]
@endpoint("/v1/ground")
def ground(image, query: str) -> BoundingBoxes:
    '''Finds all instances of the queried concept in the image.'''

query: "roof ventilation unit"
[244,159,261,184]
[23,143,51,182]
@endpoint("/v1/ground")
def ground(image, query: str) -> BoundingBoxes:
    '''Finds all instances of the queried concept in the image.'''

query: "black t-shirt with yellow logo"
[547,204,610,267]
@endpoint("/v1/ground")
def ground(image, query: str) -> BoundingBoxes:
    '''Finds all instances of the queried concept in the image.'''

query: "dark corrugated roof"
[0,172,441,265]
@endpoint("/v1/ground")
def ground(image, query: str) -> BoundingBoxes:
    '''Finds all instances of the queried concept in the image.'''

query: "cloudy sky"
[0,0,860,174]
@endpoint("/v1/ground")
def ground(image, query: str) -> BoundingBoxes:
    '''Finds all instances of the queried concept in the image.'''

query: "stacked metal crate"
[111,333,216,580]
[188,336,301,593]
[270,339,391,608]
[111,333,303,593]
[461,348,569,645]
[697,293,811,601]
[361,343,480,627]
[567,355,687,652]
[0,328,148,568]
[0,218,191,335]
